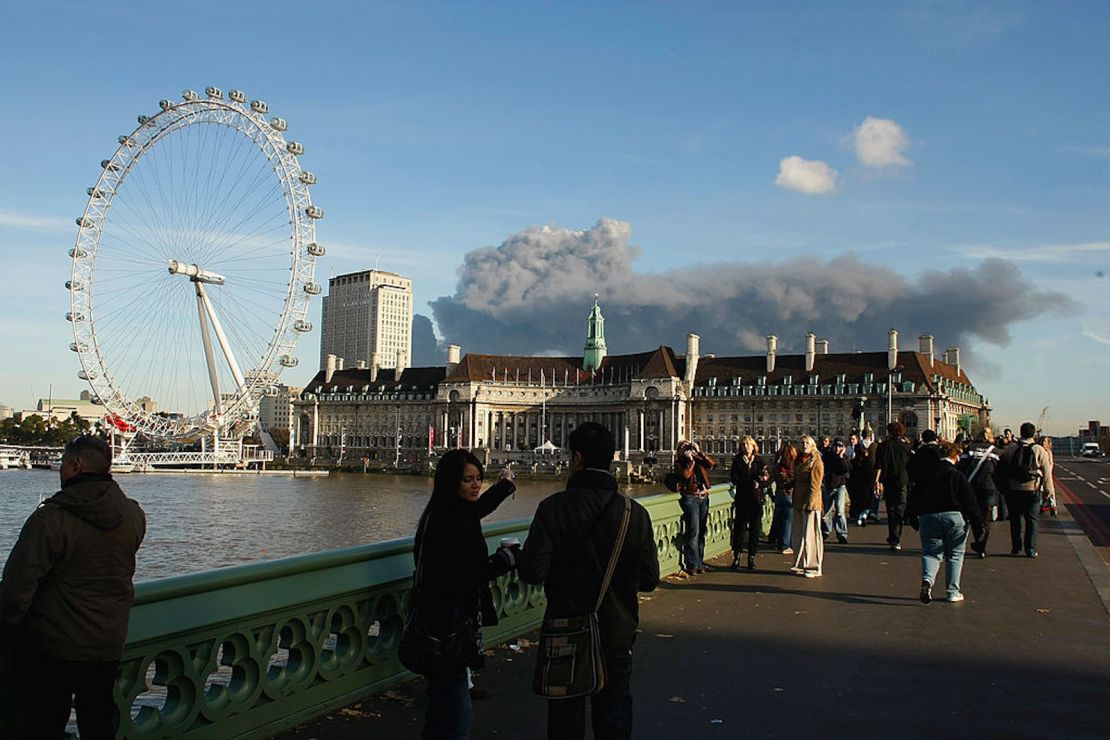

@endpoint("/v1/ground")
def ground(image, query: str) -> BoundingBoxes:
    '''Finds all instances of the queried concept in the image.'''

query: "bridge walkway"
[279,506,1110,740]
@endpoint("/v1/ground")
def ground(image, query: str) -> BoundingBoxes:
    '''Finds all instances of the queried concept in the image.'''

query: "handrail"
[111,485,735,738]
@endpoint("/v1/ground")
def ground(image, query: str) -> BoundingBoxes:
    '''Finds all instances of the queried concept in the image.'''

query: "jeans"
[823,485,849,539]
[771,493,794,549]
[548,648,633,739]
[1004,490,1040,554]
[21,642,118,740]
[919,511,969,598]
[679,493,709,570]
[884,486,907,545]
[423,667,473,739]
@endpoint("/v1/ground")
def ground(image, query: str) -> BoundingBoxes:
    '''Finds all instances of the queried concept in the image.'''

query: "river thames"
[0,469,659,581]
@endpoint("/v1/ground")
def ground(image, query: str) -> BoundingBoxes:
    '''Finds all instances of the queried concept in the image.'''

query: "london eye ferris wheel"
[68,87,324,441]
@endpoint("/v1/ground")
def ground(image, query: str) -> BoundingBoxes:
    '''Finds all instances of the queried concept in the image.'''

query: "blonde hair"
[740,435,759,456]
[799,435,818,457]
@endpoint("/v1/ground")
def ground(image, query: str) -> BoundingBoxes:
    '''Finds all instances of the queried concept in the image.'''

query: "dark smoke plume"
[425,219,1072,361]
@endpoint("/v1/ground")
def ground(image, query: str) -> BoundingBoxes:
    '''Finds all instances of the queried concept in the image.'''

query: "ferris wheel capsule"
[66,311,84,322]
[77,370,98,381]
[182,89,200,102]
[251,99,269,114]
[229,89,247,103]
[280,355,299,368]
[304,282,322,295]
[304,205,323,219]
[299,171,316,185]
[76,217,95,228]
[205,86,223,99]
[138,115,151,125]
[101,160,119,171]
[70,341,88,352]
[270,117,287,132]
[87,187,103,198]
[294,319,312,332]
[159,99,174,111]
[69,247,87,259]
[286,141,304,155]
[66,279,84,291]
[306,242,325,256]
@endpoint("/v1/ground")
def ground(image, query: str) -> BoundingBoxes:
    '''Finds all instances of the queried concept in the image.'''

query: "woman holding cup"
[413,450,518,739]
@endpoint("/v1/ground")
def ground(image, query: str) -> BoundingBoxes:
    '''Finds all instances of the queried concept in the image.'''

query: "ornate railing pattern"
[112,485,733,738]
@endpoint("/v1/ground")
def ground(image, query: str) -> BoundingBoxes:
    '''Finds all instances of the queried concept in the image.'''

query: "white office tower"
[319,270,413,371]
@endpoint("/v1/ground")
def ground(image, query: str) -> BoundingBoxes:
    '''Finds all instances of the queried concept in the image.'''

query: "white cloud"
[962,240,1110,263]
[0,210,71,231]
[853,116,911,168]
[774,156,838,195]
[1081,325,1110,348]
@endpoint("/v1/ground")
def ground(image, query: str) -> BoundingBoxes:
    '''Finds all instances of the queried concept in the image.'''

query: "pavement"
[278,495,1110,740]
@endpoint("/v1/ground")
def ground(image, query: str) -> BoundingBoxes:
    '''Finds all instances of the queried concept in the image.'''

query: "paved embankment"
[279,504,1110,740]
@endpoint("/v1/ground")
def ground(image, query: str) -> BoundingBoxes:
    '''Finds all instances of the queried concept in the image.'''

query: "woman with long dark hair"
[414,450,517,739]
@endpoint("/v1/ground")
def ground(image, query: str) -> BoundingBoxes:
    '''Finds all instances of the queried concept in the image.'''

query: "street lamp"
[394,426,403,467]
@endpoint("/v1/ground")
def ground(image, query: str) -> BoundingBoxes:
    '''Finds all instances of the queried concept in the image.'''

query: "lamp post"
[394,425,402,467]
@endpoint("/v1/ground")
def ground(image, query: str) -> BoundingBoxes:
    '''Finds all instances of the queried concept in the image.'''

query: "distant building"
[259,385,302,440]
[293,301,991,463]
[1079,420,1108,441]
[319,270,413,373]
[23,390,104,424]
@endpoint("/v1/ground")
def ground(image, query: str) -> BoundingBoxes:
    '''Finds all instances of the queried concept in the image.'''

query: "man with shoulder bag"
[518,422,660,740]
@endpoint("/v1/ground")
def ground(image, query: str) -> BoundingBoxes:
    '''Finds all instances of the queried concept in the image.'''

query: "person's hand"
[499,465,515,483]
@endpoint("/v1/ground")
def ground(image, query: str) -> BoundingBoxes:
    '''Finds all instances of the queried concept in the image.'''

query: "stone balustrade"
[111,485,733,738]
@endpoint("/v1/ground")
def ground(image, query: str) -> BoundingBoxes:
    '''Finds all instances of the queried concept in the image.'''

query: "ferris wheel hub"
[168,260,226,285]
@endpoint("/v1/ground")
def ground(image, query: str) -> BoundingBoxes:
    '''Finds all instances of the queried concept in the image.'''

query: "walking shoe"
[1011,549,1021,556]
[978,551,987,559]
[803,570,821,578]
[837,535,848,544]
[919,580,932,604]
[947,592,965,603]
[747,557,756,571]
[1026,550,1038,559]
[890,543,902,551]
[781,547,794,555]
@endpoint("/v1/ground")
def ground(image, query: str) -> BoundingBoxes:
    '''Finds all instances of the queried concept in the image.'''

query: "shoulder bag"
[398,511,478,675]
[532,493,632,699]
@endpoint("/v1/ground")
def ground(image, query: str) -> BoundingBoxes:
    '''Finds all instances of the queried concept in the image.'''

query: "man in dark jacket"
[518,422,660,740]
[822,439,851,544]
[1,436,146,738]
[908,442,985,603]
[874,421,913,550]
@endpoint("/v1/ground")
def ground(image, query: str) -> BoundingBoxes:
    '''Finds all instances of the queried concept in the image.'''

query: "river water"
[0,470,658,581]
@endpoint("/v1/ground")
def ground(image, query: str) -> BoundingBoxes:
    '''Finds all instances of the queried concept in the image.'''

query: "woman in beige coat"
[791,435,825,577]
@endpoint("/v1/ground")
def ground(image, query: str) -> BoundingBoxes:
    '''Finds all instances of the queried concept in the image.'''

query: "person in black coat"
[908,442,986,604]
[414,449,517,739]
[518,422,659,740]
[729,436,768,570]
[957,428,1002,556]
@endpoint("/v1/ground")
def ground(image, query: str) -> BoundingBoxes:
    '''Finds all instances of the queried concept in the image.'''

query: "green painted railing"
[112,485,734,738]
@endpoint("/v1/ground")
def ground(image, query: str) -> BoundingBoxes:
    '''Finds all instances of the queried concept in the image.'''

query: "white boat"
[0,446,30,470]
[111,460,136,474]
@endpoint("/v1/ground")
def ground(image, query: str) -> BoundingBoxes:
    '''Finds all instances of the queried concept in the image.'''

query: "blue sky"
[1,1,1108,435]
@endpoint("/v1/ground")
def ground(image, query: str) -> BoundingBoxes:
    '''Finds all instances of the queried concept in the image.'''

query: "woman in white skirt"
[791,435,825,578]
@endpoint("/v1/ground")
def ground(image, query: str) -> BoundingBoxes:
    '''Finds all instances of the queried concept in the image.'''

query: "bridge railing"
[112,485,734,738]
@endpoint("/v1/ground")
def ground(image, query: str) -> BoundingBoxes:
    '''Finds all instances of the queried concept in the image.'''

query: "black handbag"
[533,494,631,699]
[398,513,478,675]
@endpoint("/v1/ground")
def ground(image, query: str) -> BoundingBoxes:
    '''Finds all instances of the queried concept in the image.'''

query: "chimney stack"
[816,338,829,355]
[336,357,344,371]
[919,335,935,367]
[356,360,367,369]
[684,333,700,385]
[395,349,407,375]
[325,353,336,384]
[945,347,961,375]
[369,352,380,382]
[766,335,777,373]
[446,344,461,377]
[887,328,899,371]
[805,332,816,373]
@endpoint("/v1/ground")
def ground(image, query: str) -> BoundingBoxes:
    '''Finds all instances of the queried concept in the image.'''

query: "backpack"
[1010,444,1039,483]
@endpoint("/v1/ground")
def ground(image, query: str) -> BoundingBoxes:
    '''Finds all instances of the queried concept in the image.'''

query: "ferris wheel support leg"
[196,284,224,415]
[196,282,247,392]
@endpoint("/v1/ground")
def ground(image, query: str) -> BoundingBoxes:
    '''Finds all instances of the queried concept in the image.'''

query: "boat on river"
[0,447,31,470]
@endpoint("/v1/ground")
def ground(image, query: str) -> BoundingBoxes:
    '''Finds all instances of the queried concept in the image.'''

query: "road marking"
[1087,481,1098,489]
[1102,492,1110,500]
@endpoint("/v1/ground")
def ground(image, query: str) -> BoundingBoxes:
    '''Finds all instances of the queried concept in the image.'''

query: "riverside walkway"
[279,507,1110,740]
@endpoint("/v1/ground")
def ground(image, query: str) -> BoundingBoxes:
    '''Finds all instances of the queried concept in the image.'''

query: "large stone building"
[318,269,413,372]
[294,301,990,463]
